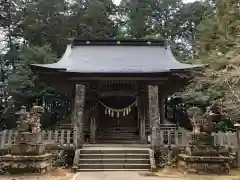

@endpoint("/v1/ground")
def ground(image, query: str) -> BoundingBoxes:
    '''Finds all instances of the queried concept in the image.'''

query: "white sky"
[113,0,197,5]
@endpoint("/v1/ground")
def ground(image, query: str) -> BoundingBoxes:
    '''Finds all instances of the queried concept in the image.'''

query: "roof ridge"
[72,39,165,46]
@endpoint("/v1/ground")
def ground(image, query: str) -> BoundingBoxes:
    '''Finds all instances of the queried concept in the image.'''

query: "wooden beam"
[98,91,138,97]
[69,77,168,81]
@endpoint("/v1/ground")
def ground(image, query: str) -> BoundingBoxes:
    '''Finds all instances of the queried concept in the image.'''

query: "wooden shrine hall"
[30,39,199,148]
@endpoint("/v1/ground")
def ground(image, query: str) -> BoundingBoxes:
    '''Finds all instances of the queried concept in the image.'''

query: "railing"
[152,126,189,148]
[0,129,74,149]
[152,126,238,148]
[213,132,237,146]
[0,129,238,150]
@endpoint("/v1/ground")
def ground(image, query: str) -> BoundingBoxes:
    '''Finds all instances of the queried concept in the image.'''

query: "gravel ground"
[0,168,74,180]
[72,171,186,180]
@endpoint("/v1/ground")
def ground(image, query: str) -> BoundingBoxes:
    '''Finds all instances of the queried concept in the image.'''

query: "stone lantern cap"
[234,123,240,128]
[15,105,27,115]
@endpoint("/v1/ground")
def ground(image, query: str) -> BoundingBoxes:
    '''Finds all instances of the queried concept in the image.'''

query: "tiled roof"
[30,40,200,73]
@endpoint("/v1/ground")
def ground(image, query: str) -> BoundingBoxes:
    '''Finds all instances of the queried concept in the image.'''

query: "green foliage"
[182,0,240,124]
[8,45,57,107]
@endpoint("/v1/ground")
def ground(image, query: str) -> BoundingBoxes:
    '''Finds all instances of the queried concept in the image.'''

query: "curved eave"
[29,39,205,79]
[30,63,204,76]
[30,42,204,74]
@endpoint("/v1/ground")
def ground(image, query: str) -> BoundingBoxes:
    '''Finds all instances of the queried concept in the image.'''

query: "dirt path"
[0,168,239,180]
[72,171,186,180]
[0,168,74,180]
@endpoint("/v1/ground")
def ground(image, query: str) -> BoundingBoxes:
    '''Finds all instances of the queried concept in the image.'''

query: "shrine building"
[30,39,199,148]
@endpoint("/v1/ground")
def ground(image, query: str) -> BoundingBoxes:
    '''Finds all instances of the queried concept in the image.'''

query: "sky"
[113,0,197,5]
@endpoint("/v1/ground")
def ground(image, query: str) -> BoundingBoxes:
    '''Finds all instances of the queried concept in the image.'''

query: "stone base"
[185,145,230,156]
[0,153,52,174]
[190,133,214,145]
[177,154,231,174]
[11,143,45,155]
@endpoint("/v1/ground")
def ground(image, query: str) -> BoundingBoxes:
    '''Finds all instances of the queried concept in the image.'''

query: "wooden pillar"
[71,84,76,126]
[137,95,140,130]
[148,85,160,129]
[234,124,240,167]
[90,117,96,143]
[73,84,86,149]
[137,95,140,138]
[144,87,149,133]
[95,98,99,140]
[90,104,96,143]
[139,94,146,144]
[158,94,165,125]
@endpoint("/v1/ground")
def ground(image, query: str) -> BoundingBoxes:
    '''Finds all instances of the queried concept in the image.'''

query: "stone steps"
[96,140,140,144]
[77,169,148,171]
[80,149,148,154]
[74,148,151,171]
[98,132,138,136]
[80,154,149,159]
[83,144,151,148]
[79,163,150,169]
[79,159,149,164]
[97,135,138,139]
[97,130,140,144]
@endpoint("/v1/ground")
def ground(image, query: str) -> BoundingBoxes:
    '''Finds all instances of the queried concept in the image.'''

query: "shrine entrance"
[30,39,198,147]
[97,96,140,143]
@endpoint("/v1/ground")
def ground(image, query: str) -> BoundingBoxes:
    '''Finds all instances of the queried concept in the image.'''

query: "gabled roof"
[30,39,201,74]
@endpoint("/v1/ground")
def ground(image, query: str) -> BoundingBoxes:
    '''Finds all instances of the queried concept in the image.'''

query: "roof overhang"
[30,39,203,75]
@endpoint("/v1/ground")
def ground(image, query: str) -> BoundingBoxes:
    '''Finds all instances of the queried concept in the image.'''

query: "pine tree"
[182,0,240,122]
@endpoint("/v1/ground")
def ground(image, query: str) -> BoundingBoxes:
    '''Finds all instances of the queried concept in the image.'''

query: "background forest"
[0,0,239,130]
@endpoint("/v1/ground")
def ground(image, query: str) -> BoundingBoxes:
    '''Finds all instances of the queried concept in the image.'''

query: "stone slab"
[184,145,230,156]
[0,158,52,174]
[0,153,52,161]
[0,153,53,174]
[178,154,231,163]
[11,143,46,155]
[177,154,231,174]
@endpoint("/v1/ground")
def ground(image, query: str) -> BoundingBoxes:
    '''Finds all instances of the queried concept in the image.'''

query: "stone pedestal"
[0,132,52,174]
[0,153,52,174]
[177,133,232,174]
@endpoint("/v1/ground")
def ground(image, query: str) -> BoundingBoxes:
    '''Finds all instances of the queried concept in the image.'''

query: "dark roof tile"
[30,41,201,73]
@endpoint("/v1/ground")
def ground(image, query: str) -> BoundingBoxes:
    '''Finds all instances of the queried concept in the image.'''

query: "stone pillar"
[151,127,157,149]
[73,84,86,149]
[234,124,240,167]
[148,85,160,129]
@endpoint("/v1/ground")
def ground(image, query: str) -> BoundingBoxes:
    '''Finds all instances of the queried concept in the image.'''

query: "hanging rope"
[99,100,136,118]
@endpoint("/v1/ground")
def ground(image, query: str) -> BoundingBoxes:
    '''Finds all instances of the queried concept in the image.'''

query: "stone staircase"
[73,147,152,171]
